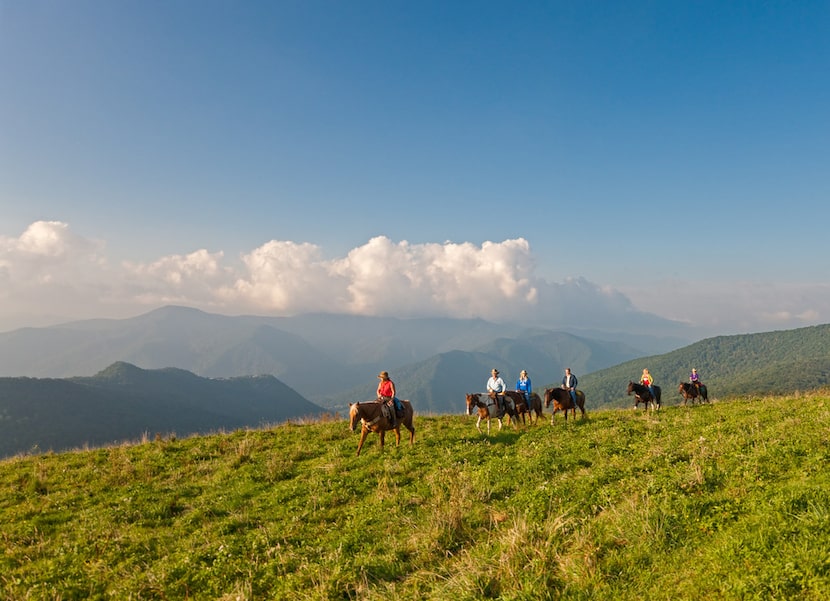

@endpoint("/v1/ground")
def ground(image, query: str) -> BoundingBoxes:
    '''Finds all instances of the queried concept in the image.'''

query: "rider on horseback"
[487,369,508,417]
[562,368,578,406]
[377,371,402,428]
[641,368,656,402]
[690,368,701,390]
[516,370,532,408]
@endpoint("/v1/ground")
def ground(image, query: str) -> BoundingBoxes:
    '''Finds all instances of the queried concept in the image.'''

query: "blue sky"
[1,1,829,338]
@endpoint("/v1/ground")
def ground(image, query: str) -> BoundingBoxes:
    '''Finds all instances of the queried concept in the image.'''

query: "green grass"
[2,394,830,600]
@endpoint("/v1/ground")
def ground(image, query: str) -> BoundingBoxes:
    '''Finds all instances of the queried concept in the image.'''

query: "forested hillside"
[579,323,830,408]
[0,362,324,458]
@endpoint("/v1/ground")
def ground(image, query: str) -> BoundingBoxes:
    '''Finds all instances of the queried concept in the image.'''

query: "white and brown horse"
[349,399,415,456]
[465,392,519,434]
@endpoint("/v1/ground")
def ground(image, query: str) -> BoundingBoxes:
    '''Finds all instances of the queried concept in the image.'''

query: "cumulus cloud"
[1,221,828,337]
[0,220,108,300]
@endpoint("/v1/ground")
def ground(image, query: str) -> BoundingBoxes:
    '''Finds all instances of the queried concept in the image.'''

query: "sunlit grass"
[2,395,830,599]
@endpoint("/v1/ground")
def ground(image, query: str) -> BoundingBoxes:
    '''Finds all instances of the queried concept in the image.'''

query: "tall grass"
[2,395,830,600]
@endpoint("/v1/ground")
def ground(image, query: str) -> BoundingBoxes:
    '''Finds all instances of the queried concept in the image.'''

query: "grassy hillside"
[579,323,830,409]
[3,393,830,599]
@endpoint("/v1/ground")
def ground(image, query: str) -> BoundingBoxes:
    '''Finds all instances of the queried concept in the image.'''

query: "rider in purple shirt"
[690,368,701,388]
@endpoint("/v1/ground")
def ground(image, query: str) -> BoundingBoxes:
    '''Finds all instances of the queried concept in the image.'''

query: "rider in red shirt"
[377,371,401,426]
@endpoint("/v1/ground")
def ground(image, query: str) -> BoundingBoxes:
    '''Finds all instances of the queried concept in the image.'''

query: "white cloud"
[619,280,830,336]
[0,220,108,299]
[1,221,829,338]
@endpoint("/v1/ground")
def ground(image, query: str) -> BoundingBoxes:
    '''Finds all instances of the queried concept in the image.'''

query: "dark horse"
[465,392,520,434]
[627,381,662,410]
[349,399,415,456]
[512,391,544,426]
[678,382,709,405]
[543,387,586,423]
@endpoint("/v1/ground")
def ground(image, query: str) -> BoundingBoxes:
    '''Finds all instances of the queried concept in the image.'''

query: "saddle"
[379,396,404,419]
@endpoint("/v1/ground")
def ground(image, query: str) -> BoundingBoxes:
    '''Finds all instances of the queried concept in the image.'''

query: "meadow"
[2,393,830,600]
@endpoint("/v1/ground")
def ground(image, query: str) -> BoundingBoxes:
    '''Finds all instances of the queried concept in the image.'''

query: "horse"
[543,387,586,423]
[348,399,415,456]
[512,391,544,425]
[678,382,709,405]
[465,392,519,434]
[627,381,662,410]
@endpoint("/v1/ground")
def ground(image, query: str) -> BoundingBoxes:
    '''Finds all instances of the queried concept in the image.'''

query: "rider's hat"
[491,368,499,375]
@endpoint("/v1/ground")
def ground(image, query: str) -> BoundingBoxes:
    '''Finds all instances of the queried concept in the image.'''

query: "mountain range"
[0,305,676,411]
[3,306,830,459]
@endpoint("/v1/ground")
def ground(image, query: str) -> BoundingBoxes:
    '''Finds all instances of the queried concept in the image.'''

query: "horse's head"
[465,393,478,415]
[543,388,553,408]
[626,381,635,395]
[348,402,360,432]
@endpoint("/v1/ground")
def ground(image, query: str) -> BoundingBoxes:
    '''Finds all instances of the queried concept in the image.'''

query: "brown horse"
[512,391,544,425]
[544,387,586,423]
[678,382,709,405]
[465,392,519,434]
[349,399,415,456]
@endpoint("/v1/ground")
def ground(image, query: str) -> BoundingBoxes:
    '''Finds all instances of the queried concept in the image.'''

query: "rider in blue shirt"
[516,370,532,405]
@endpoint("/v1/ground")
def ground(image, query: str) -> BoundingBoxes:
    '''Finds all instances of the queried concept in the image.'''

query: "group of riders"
[375,365,707,426]
[485,367,579,417]
[639,367,705,400]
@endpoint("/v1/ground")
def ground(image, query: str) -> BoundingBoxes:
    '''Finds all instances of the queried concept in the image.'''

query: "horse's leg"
[404,417,416,445]
[356,427,370,456]
[379,430,386,451]
[476,415,483,434]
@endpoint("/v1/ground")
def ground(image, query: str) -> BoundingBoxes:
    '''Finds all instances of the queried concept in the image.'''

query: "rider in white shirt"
[487,368,507,414]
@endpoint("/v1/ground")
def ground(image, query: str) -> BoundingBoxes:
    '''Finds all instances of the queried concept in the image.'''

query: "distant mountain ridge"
[4,318,830,458]
[0,306,665,405]
[0,362,324,458]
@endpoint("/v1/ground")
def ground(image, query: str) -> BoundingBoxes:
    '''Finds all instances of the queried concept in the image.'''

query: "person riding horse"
[562,368,578,406]
[377,371,403,428]
[515,369,532,407]
[487,369,509,417]
[690,368,702,390]
[640,368,656,402]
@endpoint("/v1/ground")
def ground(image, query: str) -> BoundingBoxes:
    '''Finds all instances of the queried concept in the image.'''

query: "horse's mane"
[352,400,382,417]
